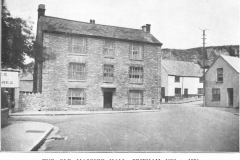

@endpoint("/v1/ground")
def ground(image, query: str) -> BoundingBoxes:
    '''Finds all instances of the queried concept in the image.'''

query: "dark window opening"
[175,88,181,96]
[217,68,223,82]
[212,88,220,101]
[175,76,180,82]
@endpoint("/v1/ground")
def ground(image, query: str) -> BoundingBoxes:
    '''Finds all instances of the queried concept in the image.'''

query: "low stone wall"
[19,93,44,111]
[1,108,9,128]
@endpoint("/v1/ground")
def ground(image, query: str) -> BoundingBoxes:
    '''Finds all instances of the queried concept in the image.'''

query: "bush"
[1,90,9,109]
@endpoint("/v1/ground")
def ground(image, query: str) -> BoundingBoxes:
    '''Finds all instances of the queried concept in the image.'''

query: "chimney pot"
[38,4,45,9]
[90,19,92,23]
[146,24,151,33]
[93,20,95,24]
[141,25,147,32]
[38,4,45,19]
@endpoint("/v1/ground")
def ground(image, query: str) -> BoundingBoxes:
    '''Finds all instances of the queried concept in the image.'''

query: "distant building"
[33,4,162,110]
[205,55,239,107]
[161,60,203,102]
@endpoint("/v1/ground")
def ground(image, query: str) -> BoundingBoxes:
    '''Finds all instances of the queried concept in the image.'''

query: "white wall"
[161,66,168,96]
[205,57,239,107]
[167,76,203,96]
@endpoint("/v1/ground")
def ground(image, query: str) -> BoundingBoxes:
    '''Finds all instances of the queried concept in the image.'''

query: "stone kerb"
[19,93,44,111]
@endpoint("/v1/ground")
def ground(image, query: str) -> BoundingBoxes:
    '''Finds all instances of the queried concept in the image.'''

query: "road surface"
[9,104,239,152]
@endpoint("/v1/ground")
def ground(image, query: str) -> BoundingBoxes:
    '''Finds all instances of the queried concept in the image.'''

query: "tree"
[1,0,34,69]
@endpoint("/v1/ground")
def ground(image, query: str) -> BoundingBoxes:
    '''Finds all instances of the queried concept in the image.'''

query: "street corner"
[1,121,54,151]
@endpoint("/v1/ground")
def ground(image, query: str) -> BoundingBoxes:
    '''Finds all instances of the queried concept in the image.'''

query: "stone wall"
[19,93,44,111]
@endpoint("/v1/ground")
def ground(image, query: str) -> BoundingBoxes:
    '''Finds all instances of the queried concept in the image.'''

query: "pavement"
[8,109,161,116]
[1,121,53,151]
[161,97,203,104]
[2,109,161,152]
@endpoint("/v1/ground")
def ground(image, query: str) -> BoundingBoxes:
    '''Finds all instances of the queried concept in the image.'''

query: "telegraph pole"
[200,29,207,107]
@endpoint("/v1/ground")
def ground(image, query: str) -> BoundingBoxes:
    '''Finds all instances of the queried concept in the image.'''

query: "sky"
[5,0,239,49]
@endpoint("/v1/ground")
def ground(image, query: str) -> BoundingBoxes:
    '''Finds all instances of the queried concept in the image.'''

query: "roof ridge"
[162,59,196,64]
[42,15,147,32]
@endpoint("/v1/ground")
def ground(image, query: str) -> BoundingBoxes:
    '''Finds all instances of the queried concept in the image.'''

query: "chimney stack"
[38,4,45,19]
[90,19,95,24]
[141,25,147,32]
[146,24,151,33]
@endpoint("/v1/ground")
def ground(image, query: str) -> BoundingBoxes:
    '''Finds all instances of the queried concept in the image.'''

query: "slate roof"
[220,55,239,73]
[39,16,162,45]
[162,60,203,77]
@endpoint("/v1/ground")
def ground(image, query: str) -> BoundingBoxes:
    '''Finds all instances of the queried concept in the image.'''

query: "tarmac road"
[9,104,239,152]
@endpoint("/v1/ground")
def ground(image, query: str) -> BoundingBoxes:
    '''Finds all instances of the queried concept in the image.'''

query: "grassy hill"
[162,45,239,68]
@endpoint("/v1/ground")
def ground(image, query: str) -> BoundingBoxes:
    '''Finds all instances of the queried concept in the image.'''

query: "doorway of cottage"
[184,89,188,98]
[103,91,113,108]
[227,88,233,107]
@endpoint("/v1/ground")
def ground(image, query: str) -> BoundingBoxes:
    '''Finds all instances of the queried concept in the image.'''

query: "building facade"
[205,55,239,107]
[33,5,162,110]
[161,60,203,102]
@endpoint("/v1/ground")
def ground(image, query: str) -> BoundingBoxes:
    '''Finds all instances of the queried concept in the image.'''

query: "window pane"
[131,44,143,60]
[129,90,143,105]
[72,37,86,54]
[212,88,220,101]
[68,88,86,105]
[105,40,113,48]
[68,63,86,80]
[129,66,143,84]
[103,65,114,82]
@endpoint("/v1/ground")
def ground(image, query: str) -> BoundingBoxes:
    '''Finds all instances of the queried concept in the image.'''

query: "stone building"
[33,4,162,110]
[205,55,239,107]
[161,60,203,102]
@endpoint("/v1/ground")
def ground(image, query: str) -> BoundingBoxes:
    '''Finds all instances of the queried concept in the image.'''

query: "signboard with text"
[1,71,19,88]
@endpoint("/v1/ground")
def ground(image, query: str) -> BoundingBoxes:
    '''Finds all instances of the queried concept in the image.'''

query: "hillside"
[162,45,239,68]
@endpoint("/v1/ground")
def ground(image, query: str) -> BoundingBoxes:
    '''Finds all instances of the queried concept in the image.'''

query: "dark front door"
[104,92,112,108]
[184,89,188,98]
[227,88,233,107]
[161,87,165,98]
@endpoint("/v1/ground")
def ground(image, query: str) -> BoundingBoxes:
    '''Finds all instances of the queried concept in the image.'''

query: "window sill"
[212,100,220,101]
[174,81,180,83]
[129,83,143,85]
[129,59,143,61]
[104,56,114,59]
[68,53,87,56]
[68,80,87,82]
[216,81,223,83]
[68,105,86,107]
[103,81,114,83]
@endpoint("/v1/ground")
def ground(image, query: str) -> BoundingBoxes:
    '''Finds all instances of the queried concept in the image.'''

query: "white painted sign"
[1,71,19,88]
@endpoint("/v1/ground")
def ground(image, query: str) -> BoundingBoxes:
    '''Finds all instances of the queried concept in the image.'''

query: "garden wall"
[19,93,44,111]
